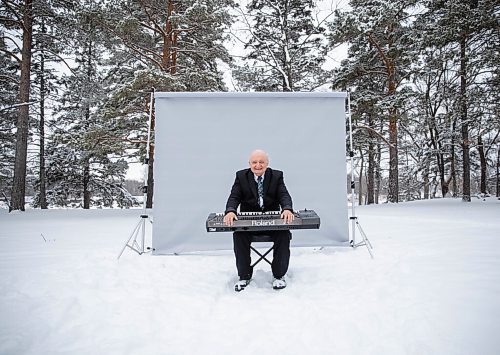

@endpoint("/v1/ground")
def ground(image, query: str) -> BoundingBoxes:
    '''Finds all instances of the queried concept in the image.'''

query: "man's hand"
[281,210,295,224]
[223,212,238,226]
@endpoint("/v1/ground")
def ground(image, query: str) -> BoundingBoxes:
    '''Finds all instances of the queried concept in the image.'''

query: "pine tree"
[410,46,460,198]
[99,0,235,207]
[1,0,78,210]
[417,0,499,201]
[101,0,234,88]
[30,1,73,208]
[329,0,419,203]
[233,0,328,91]
[44,0,136,208]
[2,0,34,211]
[0,35,19,208]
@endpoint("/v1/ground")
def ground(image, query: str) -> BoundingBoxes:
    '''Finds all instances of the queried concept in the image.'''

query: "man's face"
[249,152,269,177]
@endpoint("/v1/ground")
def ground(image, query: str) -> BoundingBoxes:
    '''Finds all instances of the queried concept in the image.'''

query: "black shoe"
[234,279,250,292]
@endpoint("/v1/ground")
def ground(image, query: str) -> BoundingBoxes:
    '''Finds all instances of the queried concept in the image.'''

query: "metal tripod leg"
[350,217,374,258]
[117,215,151,259]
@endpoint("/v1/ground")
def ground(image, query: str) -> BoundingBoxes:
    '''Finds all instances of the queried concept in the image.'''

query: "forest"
[1,0,498,210]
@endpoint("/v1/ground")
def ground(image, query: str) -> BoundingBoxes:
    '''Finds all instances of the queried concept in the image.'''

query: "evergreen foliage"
[0,35,19,200]
[329,0,419,202]
[98,0,235,207]
[232,0,329,91]
[0,0,498,209]
[36,0,138,208]
[329,0,499,202]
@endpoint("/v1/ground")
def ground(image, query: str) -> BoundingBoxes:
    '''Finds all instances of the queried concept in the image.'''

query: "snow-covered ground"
[1,198,499,355]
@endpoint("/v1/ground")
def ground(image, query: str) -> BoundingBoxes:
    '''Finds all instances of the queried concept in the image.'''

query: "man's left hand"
[281,210,295,224]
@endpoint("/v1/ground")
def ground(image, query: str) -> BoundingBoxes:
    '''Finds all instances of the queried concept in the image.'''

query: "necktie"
[257,176,264,208]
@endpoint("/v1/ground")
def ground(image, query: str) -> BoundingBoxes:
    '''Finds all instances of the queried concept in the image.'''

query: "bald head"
[249,149,269,162]
[248,149,269,177]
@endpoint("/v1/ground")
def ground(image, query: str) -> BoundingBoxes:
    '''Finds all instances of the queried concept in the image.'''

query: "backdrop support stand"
[346,90,374,258]
[118,88,155,259]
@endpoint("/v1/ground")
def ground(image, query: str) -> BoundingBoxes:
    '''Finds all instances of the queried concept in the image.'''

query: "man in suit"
[224,149,294,291]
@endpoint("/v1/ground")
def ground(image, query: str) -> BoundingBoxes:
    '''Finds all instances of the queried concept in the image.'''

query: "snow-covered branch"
[0,100,39,112]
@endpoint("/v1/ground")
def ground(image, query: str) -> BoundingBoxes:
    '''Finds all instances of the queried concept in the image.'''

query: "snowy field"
[1,197,499,355]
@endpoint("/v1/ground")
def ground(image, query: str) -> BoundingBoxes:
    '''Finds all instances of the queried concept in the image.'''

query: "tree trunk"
[423,159,430,199]
[11,0,34,212]
[451,117,458,197]
[460,34,471,202]
[82,42,93,209]
[358,148,364,206]
[83,160,90,209]
[387,109,399,202]
[496,144,500,197]
[367,31,398,203]
[367,114,375,204]
[478,134,487,194]
[428,116,448,197]
[375,140,382,204]
[367,141,375,204]
[405,148,411,201]
[39,63,47,209]
[282,0,292,91]
[431,175,437,198]
[386,45,398,203]
[162,0,177,74]
[39,22,47,209]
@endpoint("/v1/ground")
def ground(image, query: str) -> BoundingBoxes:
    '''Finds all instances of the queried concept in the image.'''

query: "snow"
[1,198,500,355]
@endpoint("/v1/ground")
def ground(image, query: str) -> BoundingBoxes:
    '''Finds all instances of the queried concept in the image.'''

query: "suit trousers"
[233,230,291,280]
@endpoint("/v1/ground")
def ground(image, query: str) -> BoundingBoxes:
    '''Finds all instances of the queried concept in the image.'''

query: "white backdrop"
[152,92,348,254]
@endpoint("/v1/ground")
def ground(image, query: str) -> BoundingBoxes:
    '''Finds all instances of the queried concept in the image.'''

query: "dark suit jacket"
[225,167,293,214]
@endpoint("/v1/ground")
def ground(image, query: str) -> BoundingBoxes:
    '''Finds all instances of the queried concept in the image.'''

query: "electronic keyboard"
[206,209,320,232]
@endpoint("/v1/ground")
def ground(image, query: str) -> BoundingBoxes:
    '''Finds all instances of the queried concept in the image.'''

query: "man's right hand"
[223,212,238,226]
